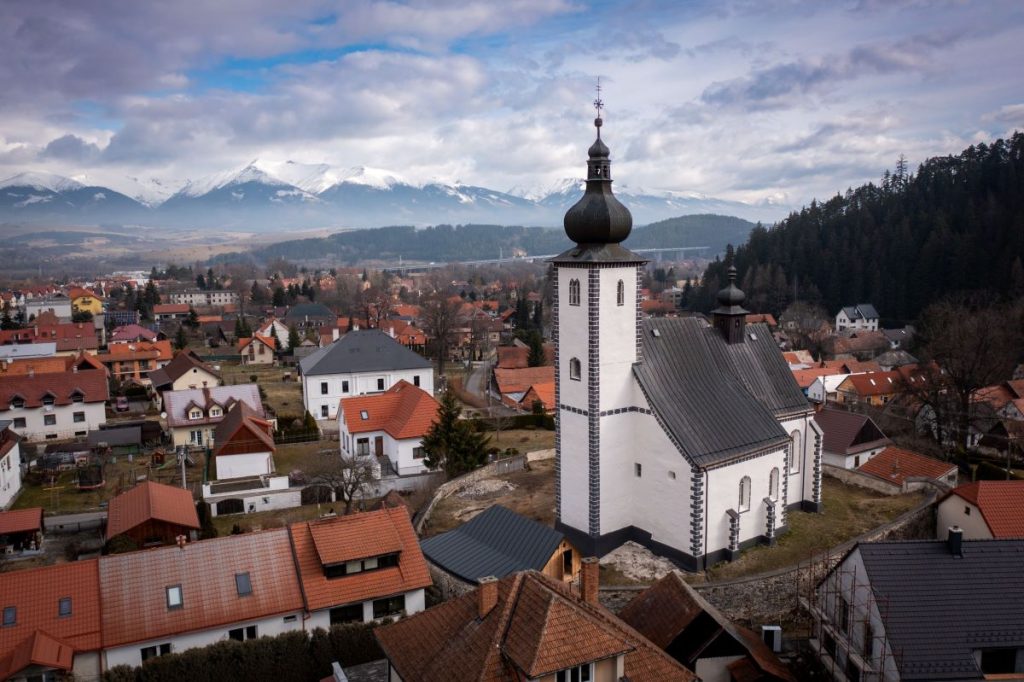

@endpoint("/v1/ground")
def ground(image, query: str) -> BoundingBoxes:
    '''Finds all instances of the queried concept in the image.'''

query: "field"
[216,361,305,417]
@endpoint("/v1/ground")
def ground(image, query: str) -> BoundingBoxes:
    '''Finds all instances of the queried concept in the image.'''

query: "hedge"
[102,622,390,681]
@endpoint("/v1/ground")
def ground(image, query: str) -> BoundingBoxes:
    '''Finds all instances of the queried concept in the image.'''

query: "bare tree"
[307,454,377,514]
[779,301,831,357]
[421,293,461,376]
[359,286,392,329]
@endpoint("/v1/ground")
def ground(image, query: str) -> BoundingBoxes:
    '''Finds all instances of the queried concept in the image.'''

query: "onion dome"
[716,266,747,309]
[563,113,633,245]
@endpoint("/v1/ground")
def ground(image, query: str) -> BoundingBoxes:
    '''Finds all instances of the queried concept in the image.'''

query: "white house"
[814,407,891,470]
[338,380,439,477]
[256,318,290,350]
[835,304,879,332]
[162,384,268,447]
[807,373,851,404]
[0,423,22,509]
[0,365,109,441]
[209,401,277,480]
[936,481,1024,540]
[98,530,306,670]
[169,289,239,307]
[238,334,276,365]
[553,119,822,571]
[299,329,433,424]
[148,349,222,394]
[25,296,73,322]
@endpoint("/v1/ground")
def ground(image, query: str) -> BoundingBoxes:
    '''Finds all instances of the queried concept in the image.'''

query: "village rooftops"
[162,384,264,428]
[940,481,1024,538]
[0,367,109,411]
[105,480,200,540]
[813,407,890,455]
[211,402,275,458]
[340,381,439,440]
[856,445,957,487]
[299,329,431,377]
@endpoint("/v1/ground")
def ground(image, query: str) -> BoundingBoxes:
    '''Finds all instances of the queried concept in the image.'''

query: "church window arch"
[616,280,625,306]
[789,431,801,474]
[738,476,751,512]
[769,468,780,501]
[569,279,581,306]
[569,357,581,381]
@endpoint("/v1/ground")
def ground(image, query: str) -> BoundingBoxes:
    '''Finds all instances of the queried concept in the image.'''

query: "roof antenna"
[593,77,604,138]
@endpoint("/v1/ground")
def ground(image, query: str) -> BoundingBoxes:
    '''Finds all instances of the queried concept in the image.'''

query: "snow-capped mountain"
[0,162,785,230]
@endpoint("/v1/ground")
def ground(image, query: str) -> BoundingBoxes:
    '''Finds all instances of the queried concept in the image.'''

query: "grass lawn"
[217,361,305,417]
[483,427,555,452]
[702,477,926,581]
[274,441,334,475]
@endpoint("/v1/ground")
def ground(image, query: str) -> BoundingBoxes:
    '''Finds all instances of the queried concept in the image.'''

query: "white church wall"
[596,266,639,413]
[557,267,589,410]
[559,410,590,532]
[705,447,788,555]
[780,413,815,506]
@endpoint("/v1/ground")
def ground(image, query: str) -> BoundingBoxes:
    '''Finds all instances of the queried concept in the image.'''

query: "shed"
[88,426,142,456]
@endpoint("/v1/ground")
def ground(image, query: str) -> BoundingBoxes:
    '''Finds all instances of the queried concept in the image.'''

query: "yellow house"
[67,287,103,316]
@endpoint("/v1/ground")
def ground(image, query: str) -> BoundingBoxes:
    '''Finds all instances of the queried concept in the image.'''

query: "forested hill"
[225,213,755,265]
[696,132,1024,324]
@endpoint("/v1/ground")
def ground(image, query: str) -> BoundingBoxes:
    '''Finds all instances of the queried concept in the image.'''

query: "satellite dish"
[160,412,167,419]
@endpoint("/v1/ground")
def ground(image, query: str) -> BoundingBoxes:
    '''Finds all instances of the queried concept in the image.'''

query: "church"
[552,107,823,571]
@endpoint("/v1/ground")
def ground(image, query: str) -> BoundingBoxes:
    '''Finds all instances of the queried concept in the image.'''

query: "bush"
[104,665,137,682]
[106,535,138,555]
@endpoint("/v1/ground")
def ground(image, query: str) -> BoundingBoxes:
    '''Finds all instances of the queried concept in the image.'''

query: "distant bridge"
[384,246,708,273]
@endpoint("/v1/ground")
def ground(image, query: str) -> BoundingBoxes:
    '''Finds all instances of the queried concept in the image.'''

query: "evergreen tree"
[268,323,281,352]
[174,325,188,350]
[187,306,199,328]
[143,280,160,306]
[422,389,490,478]
[532,300,543,329]
[527,330,546,367]
[287,324,301,350]
[272,286,286,307]
[196,274,206,290]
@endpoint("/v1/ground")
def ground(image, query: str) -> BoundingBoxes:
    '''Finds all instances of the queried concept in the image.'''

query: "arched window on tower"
[569,279,581,306]
[617,280,625,306]
[790,431,801,474]
[738,476,751,512]
[769,468,780,502]
[569,357,581,381]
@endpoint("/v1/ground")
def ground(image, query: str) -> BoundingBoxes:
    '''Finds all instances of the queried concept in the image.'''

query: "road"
[464,360,518,417]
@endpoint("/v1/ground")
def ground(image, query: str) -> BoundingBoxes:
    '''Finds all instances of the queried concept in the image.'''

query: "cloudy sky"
[2,0,1023,210]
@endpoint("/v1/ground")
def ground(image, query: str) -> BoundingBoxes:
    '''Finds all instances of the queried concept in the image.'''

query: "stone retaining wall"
[823,463,953,496]
[413,454,527,534]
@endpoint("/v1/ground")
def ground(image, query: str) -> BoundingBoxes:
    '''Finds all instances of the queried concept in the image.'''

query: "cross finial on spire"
[593,77,604,136]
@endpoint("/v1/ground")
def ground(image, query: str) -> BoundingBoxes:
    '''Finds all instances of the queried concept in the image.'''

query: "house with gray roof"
[299,329,432,424]
[809,534,1024,681]
[162,384,268,448]
[420,504,581,596]
[836,304,880,332]
[551,114,822,571]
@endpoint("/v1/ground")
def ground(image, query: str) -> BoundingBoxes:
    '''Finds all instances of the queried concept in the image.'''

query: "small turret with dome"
[712,266,749,344]
[562,82,634,247]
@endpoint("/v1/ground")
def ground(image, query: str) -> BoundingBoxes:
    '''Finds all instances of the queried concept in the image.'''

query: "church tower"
[551,95,646,544]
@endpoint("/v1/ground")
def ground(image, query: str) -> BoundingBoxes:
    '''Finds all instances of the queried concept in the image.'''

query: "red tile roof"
[0,357,69,376]
[105,480,200,540]
[857,446,957,487]
[0,561,102,666]
[0,630,75,679]
[211,402,275,457]
[0,368,109,411]
[375,571,695,682]
[154,303,190,314]
[945,481,1024,538]
[97,339,173,363]
[340,381,439,440]
[109,325,158,343]
[493,366,555,396]
[519,382,554,411]
[238,334,276,351]
[99,529,304,648]
[0,323,99,353]
[289,508,432,613]
[0,507,43,535]
[838,371,901,397]
[791,367,843,389]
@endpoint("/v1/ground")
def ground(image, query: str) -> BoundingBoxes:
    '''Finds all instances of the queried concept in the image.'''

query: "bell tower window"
[569,279,581,306]
[617,280,625,306]
[569,358,581,381]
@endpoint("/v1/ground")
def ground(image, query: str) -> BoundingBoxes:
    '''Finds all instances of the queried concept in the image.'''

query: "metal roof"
[548,243,646,265]
[420,505,564,583]
[299,329,431,377]
[634,319,807,468]
[856,539,1024,680]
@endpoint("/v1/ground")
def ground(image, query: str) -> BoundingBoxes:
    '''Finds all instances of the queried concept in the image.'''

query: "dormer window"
[556,664,593,682]
[235,572,252,597]
[10,397,24,409]
[360,410,369,420]
[209,407,221,418]
[58,597,72,617]
[42,394,55,407]
[189,409,202,420]
[323,553,399,579]
[70,391,84,403]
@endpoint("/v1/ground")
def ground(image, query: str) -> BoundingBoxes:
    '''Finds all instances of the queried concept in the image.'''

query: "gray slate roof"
[634,319,808,468]
[283,303,335,320]
[299,329,431,377]
[419,504,564,583]
[856,539,1024,680]
[842,303,879,320]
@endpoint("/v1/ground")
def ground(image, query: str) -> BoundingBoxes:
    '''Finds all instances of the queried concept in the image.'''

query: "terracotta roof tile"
[212,402,275,457]
[493,367,555,396]
[290,508,432,613]
[99,529,304,648]
[0,561,102,664]
[0,630,75,679]
[0,508,43,535]
[857,446,956,486]
[791,367,843,389]
[105,480,200,540]
[0,368,109,410]
[341,381,439,440]
[519,382,554,411]
[376,571,694,682]
[947,481,1024,538]
[97,339,173,362]
[238,334,276,351]
[154,304,190,314]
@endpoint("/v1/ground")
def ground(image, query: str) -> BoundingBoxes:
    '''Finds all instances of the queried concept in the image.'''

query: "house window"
[140,643,171,662]
[342,380,349,393]
[190,409,202,420]
[377,378,385,391]
[356,438,370,456]
[166,585,183,610]
[209,408,221,418]
[413,375,420,387]
[556,664,592,682]
[769,468,780,501]
[12,418,25,429]
[634,463,642,478]
[73,411,85,423]
[413,447,425,459]
[42,395,55,407]
[228,625,258,641]
[617,279,625,306]
[738,476,751,512]
[789,431,801,474]
[568,279,581,306]
[321,405,329,418]
[320,382,329,395]
[58,597,72,617]
[372,595,405,619]
[190,430,203,445]
[10,398,23,409]
[2,606,15,626]
[964,506,971,515]
[71,392,84,403]
[44,414,56,426]
[569,358,581,381]
[330,604,364,625]
[235,572,252,597]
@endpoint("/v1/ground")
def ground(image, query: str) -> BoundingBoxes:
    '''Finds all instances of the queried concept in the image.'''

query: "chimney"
[947,526,963,558]
[477,576,498,618]
[580,557,599,605]
[388,325,396,339]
